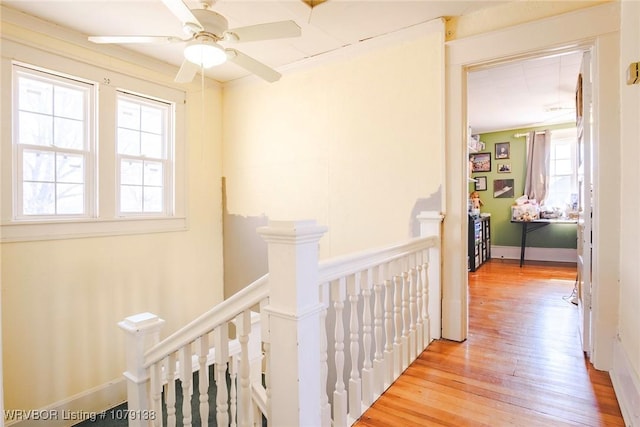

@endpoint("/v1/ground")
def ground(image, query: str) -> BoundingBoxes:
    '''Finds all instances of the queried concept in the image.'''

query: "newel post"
[119,312,165,427]
[257,220,327,427]
[417,211,444,343]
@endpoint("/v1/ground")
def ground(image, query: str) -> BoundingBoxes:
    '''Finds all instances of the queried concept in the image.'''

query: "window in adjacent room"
[545,127,578,209]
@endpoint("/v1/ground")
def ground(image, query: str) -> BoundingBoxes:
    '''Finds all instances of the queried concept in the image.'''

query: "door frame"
[442,2,620,369]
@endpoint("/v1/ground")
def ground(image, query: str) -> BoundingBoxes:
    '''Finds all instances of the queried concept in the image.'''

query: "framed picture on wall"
[497,163,511,173]
[494,179,514,198]
[474,176,487,191]
[495,142,510,159]
[469,152,491,172]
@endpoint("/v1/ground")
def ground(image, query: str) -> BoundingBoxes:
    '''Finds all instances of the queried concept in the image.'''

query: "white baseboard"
[5,379,126,427]
[491,245,577,264]
[611,338,640,426]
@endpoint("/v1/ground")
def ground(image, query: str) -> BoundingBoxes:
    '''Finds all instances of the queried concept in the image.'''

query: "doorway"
[442,3,620,370]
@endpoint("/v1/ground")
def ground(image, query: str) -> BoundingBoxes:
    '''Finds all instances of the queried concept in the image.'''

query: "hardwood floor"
[354,259,625,427]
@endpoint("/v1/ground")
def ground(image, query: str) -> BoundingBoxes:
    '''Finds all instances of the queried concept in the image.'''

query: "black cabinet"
[468,215,491,272]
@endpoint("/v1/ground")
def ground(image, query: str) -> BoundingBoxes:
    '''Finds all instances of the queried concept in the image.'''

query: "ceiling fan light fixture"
[184,36,227,68]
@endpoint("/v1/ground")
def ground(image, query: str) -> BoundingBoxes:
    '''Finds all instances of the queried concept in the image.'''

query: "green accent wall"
[469,124,577,249]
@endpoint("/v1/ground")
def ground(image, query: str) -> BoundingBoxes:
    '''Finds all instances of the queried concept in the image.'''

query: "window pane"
[120,185,142,212]
[144,186,163,212]
[54,85,84,120]
[57,183,84,214]
[144,161,163,186]
[141,105,163,134]
[54,117,84,149]
[555,159,572,175]
[18,111,53,146]
[18,77,53,114]
[118,128,140,155]
[23,149,55,182]
[23,182,55,215]
[141,132,163,158]
[118,100,140,130]
[57,153,84,184]
[555,144,571,159]
[121,159,143,185]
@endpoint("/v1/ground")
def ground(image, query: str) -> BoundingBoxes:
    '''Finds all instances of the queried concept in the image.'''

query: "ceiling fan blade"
[226,21,301,43]
[88,36,184,44]
[160,0,203,31]
[174,59,200,83]
[226,49,281,83]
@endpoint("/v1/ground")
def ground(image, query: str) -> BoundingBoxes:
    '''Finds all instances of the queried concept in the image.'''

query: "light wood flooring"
[354,259,625,427]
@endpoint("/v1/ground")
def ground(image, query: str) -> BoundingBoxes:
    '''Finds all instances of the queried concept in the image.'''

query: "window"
[117,93,172,215]
[2,44,186,242]
[545,128,578,209]
[14,66,94,218]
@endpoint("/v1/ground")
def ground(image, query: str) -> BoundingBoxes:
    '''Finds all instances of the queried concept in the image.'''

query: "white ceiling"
[468,51,583,134]
[2,0,583,133]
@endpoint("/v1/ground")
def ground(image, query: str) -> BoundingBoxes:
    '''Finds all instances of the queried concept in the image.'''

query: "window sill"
[1,216,188,243]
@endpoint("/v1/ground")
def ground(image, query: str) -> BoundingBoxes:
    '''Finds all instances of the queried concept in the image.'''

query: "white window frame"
[116,91,174,217]
[13,65,96,220]
[1,41,186,242]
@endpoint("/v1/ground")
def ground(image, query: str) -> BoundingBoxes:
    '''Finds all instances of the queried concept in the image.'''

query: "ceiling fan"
[88,0,301,83]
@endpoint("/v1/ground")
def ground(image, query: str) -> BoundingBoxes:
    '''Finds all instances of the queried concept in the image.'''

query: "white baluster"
[423,252,431,346]
[165,353,177,427]
[262,340,271,423]
[214,325,230,427]
[236,310,251,427]
[197,335,210,427]
[409,260,418,360]
[332,277,347,427]
[247,311,263,427]
[415,260,425,353]
[319,282,331,426]
[230,356,238,427]
[373,264,385,394]
[259,298,271,423]
[401,266,410,371]
[348,273,362,421]
[361,268,374,406]
[393,269,403,378]
[149,362,162,427]
[383,266,394,388]
[179,345,193,427]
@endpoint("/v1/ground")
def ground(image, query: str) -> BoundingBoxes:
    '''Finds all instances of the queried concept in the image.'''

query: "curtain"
[524,130,551,204]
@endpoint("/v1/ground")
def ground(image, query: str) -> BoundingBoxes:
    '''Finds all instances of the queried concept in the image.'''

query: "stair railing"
[121,211,443,427]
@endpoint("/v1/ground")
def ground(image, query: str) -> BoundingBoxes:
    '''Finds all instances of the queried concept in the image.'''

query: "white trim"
[1,216,187,242]
[5,379,125,427]
[611,338,640,427]
[490,245,577,264]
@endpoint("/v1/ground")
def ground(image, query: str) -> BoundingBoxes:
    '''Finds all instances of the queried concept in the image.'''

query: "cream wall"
[0,14,224,412]
[618,0,640,409]
[222,22,444,264]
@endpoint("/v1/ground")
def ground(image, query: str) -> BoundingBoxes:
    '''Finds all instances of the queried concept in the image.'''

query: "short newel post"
[119,312,165,427]
[258,220,327,427]
[417,211,444,345]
